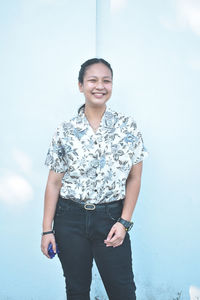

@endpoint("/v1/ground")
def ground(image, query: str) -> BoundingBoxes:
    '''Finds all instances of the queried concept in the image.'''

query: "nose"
[96,80,104,89]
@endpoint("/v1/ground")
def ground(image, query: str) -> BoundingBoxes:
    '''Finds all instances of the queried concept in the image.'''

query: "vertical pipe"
[96,0,111,58]
[96,0,99,57]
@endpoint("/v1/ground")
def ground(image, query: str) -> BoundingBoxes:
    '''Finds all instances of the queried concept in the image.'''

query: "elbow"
[46,178,62,193]
[126,175,141,186]
[49,180,62,191]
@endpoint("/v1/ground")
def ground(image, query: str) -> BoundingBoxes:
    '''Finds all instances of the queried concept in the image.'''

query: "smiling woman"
[41,58,148,300]
[78,59,113,132]
[79,63,112,102]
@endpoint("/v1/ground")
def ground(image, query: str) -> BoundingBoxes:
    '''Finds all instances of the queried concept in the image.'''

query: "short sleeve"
[45,125,68,173]
[130,121,149,165]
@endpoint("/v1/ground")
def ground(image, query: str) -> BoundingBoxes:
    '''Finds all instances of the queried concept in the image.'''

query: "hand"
[104,222,126,248]
[41,233,56,259]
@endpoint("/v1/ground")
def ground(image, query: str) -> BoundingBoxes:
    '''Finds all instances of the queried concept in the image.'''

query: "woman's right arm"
[41,170,65,258]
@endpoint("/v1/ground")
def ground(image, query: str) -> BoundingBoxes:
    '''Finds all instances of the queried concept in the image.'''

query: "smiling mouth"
[92,92,106,97]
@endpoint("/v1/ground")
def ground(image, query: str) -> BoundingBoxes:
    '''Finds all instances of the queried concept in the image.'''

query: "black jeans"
[53,196,136,300]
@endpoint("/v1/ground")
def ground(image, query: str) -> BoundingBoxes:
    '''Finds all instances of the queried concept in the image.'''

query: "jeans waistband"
[58,196,124,211]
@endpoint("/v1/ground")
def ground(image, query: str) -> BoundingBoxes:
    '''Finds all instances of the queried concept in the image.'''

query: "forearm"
[105,176,141,247]
[42,182,61,231]
[121,177,141,221]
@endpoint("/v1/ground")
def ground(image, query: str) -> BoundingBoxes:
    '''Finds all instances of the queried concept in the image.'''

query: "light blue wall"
[1,1,200,299]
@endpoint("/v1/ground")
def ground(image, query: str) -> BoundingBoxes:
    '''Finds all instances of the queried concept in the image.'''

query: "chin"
[87,99,109,107]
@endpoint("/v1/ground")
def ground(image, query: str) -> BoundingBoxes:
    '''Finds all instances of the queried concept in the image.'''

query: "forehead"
[84,63,112,78]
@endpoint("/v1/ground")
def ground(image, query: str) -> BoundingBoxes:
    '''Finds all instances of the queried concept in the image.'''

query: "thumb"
[52,239,57,253]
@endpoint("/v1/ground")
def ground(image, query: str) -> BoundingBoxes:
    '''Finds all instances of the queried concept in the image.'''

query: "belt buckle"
[84,203,96,210]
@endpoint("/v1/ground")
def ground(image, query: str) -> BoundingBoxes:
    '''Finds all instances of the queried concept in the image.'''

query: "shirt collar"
[77,105,116,132]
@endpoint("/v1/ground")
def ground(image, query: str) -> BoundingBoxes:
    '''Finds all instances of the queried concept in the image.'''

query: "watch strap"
[42,230,55,236]
[117,217,133,231]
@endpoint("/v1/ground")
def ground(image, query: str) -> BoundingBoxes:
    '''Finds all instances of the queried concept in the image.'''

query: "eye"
[104,80,112,83]
[88,79,96,82]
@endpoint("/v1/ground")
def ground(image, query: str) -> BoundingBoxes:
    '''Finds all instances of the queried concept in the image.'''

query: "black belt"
[58,196,124,211]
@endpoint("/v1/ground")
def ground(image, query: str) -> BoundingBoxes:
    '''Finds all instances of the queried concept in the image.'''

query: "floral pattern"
[45,106,148,204]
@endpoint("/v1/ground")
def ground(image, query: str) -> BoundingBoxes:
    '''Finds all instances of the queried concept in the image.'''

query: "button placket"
[89,135,99,195]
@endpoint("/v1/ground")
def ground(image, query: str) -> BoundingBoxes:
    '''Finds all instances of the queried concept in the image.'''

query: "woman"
[41,58,148,300]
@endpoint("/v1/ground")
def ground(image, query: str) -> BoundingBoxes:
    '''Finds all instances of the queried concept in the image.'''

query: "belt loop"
[105,204,109,215]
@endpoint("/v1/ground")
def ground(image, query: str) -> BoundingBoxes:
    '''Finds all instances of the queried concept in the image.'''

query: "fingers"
[41,242,50,258]
[105,226,116,241]
[105,234,123,248]
[41,234,55,259]
[113,240,123,248]
[104,222,126,248]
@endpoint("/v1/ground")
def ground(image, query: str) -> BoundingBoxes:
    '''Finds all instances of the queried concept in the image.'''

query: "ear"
[78,81,83,93]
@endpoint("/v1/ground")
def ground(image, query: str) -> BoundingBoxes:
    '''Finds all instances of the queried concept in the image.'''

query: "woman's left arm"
[121,161,143,221]
[104,161,143,247]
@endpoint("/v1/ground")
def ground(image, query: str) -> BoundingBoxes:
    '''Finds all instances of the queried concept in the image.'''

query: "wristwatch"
[117,217,133,232]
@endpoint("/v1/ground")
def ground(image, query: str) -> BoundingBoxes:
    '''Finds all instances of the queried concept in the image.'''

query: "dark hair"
[78,58,113,114]
[78,58,113,84]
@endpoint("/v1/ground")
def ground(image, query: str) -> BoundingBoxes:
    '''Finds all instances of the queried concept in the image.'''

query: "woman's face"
[78,63,113,108]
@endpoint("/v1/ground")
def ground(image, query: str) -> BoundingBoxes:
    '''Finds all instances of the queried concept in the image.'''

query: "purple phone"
[48,243,59,259]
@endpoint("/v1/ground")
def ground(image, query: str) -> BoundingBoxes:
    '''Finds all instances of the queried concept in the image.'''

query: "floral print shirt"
[45,106,148,204]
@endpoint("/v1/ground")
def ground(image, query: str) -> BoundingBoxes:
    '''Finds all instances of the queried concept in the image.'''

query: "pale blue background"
[0,0,200,299]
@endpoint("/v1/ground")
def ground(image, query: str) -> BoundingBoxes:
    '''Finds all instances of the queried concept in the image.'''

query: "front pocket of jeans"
[106,206,122,222]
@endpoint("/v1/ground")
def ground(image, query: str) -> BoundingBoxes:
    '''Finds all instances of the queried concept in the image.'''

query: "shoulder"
[54,113,80,136]
[107,107,137,130]
[51,116,77,137]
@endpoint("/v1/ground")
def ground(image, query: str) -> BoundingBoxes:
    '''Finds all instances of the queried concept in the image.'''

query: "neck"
[84,104,106,123]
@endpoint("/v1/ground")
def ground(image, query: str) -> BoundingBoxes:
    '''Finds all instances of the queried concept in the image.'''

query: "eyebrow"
[87,76,112,79]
